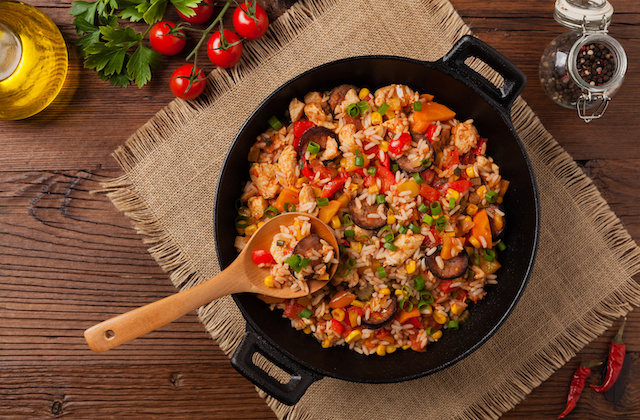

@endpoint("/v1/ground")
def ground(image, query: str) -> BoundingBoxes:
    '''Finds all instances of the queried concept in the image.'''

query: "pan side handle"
[439,35,527,112]
[231,329,322,406]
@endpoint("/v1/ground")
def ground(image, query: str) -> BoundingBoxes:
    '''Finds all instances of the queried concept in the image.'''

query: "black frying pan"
[214,35,540,405]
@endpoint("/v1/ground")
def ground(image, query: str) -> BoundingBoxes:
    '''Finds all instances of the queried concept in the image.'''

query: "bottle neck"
[0,22,22,81]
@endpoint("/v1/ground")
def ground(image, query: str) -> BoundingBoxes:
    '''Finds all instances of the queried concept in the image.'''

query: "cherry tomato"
[149,21,186,56]
[232,1,269,40]
[177,0,214,25]
[293,120,315,137]
[251,249,276,265]
[207,29,243,68]
[170,65,207,100]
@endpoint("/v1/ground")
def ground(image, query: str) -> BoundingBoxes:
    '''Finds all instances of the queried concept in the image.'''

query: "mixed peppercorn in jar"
[234,83,509,355]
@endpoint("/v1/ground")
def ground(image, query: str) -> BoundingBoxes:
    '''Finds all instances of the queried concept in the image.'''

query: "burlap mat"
[102,0,640,418]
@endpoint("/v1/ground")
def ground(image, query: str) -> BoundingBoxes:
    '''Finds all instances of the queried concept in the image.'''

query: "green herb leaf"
[142,0,169,24]
[170,0,202,17]
[127,44,161,87]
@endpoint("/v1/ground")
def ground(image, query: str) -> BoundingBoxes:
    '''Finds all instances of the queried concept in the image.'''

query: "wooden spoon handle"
[84,266,245,352]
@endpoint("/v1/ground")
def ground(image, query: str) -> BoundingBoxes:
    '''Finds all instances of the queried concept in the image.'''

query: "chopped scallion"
[378,103,389,115]
[430,201,442,215]
[354,150,364,167]
[413,275,425,291]
[376,194,386,204]
[383,242,397,251]
[284,202,296,212]
[413,101,422,111]
[268,116,282,130]
[307,141,321,154]
[420,290,434,303]
[383,233,394,243]
[409,223,420,234]
[234,215,249,228]
[276,240,284,247]
[343,214,353,226]
[316,197,329,207]
[297,308,313,319]
[435,217,447,231]
[234,198,243,211]
[448,320,459,330]
[346,103,360,118]
[357,100,369,114]
[265,206,279,218]
[391,163,399,172]
[485,190,498,203]
[418,203,429,213]
[399,298,413,312]
[423,214,434,226]
[367,166,377,176]
[417,300,431,311]
[449,197,456,209]
[344,229,355,237]
[483,249,496,262]
[425,326,434,335]
[398,225,408,234]
[497,241,507,251]
[346,257,356,270]
[412,173,424,184]
[453,167,462,177]
[359,235,371,244]
[377,266,387,278]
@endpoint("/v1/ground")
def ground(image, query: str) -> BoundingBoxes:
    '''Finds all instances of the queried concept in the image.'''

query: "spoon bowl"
[84,212,338,353]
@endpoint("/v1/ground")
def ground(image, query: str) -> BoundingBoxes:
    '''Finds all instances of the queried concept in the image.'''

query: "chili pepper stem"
[581,360,602,368]
[613,317,626,344]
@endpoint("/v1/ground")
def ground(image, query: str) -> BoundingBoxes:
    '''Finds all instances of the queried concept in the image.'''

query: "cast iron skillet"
[214,35,540,405]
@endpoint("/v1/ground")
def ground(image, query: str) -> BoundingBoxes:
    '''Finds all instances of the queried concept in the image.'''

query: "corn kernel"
[387,212,396,225]
[351,299,364,308]
[446,232,456,237]
[348,311,359,327]
[466,166,477,178]
[331,308,346,322]
[464,215,472,224]
[379,288,391,296]
[244,224,258,236]
[451,303,466,316]
[431,330,443,340]
[466,204,478,216]
[368,185,380,194]
[340,158,348,169]
[264,275,275,287]
[446,188,460,201]
[345,330,362,344]
[380,140,389,152]
[405,260,416,274]
[386,344,397,354]
[376,344,387,356]
[476,185,487,198]
[323,313,333,321]
[394,289,406,297]
[257,221,265,228]
[433,311,448,325]
[351,241,362,253]
[358,88,370,99]
[312,187,322,197]
[385,110,395,119]
[401,344,411,350]
[388,97,401,111]
[469,236,481,249]
[303,326,312,334]
[330,215,341,229]
[318,273,329,281]
[296,177,309,187]
[321,339,331,348]
[236,227,245,235]
[371,112,383,126]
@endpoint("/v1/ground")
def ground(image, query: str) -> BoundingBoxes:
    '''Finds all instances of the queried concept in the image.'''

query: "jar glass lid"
[554,0,614,31]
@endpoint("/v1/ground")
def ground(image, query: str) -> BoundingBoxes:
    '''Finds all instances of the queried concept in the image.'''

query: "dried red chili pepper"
[558,361,601,419]
[590,318,626,393]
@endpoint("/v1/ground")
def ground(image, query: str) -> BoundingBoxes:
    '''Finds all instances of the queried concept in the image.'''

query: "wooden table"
[2,0,639,418]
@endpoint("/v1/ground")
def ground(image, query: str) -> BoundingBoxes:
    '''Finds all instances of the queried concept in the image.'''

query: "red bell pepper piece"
[404,317,421,329]
[422,229,443,248]
[283,299,306,319]
[425,124,438,142]
[345,306,365,327]
[441,149,459,169]
[293,137,302,152]
[251,249,275,265]
[321,171,349,198]
[409,332,426,352]
[420,168,436,185]
[472,138,487,156]
[293,120,315,137]
[388,132,412,155]
[439,279,454,294]
[446,179,473,193]
[330,318,344,336]
[376,166,396,192]
[375,328,389,339]
[419,183,440,203]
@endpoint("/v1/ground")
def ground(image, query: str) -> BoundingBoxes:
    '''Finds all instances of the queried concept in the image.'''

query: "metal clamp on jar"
[539,0,627,122]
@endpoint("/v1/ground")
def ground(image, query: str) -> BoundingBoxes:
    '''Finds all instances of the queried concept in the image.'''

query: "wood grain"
[1,0,639,418]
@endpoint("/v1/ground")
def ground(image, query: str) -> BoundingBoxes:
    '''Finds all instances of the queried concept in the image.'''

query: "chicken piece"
[234,235,249,252]
[304,91,323,104]
[277,145,298,188]
[319,137,340,161]
[249,163,280,199]
[383,117,408,136]
[269,233,290,262]
[385,233,424,266]
[247,196,269,220]
[298,184,316,211]
[338,124,358,152]
[289,98,305,122]
[451,119,479,154]
[373,84,415,108]
[240,181,257,201]
[304,102,328,125]
[335,88,360,113]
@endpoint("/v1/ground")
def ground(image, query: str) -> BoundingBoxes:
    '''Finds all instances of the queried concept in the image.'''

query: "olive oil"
[0,1,68,120]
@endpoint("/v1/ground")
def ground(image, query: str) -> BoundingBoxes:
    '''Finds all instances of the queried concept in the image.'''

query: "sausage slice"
[348,196,387,230]
[297,126,338,160]
[290,234,324,280]
[487,204,506,241]
[328,84,359,111]
[361,296,398,329]
[424,247,469,280]
[396,132,436,174]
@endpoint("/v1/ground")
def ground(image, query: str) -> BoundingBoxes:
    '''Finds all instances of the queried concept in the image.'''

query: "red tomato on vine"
[232,1,269,40]
[149,21,186,56]
[207,29,243,68]
[170,64,207,100]
[177,0,214,25]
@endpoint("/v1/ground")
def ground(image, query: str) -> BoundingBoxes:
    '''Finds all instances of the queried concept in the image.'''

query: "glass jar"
[539,0,627,122]
[0,1,68,120]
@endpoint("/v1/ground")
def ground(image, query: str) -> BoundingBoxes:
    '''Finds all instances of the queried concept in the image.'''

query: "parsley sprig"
[70,0,205,87]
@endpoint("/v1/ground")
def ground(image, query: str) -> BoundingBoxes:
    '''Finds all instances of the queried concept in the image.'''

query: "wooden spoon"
[84,213,338,353]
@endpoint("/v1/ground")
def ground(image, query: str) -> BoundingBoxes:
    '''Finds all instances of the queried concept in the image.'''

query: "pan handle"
[438,35,526,112]
[231,329,322,406]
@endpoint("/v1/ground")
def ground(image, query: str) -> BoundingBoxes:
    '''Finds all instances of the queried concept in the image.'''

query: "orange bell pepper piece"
[318,199,341,224]
[413,101,456,122]
[471,209,492,247]
[440,235,455,260]
[274,188,299,213]
[396,307,421,324]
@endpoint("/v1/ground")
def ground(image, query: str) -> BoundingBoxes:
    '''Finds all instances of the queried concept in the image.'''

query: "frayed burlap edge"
[99,0,640,418]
